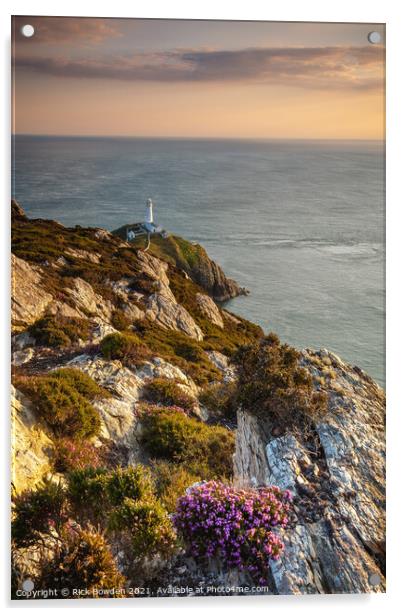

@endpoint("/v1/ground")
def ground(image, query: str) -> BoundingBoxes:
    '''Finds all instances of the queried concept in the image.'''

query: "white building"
[125,198,167,241]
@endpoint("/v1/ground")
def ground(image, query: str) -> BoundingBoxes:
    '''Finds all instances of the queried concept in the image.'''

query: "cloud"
[14,45,384,91]
[13,16,121,44]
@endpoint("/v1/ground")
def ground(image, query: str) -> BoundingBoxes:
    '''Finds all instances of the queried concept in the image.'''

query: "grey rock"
[234,350,385,594]
[195,293,224,328]
[146,293,203,340]
[12,348,35,366]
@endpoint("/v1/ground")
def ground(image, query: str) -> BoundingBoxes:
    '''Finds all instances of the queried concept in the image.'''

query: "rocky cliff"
[11,200,385,596]
[112,227,249,302]
[234,348,385,594]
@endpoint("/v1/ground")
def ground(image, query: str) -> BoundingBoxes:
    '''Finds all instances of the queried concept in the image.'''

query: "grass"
[114,233,201,272]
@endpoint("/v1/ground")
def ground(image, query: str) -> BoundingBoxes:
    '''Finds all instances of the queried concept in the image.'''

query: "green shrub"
[234,333,328,430]
[67,465,176,562]
[110,309,131,331]
[132,319,222,386]
[174,340,205,363]
[15,371,102,439]
[29,315,90,348]
[12,480,67,548]
[151,461,201,513]
[50,368,111,399]
[109,497,176,557]
[199,381,238,421]
[37,526,125,594]
[67,465,155,521]
[106,466,154,506]
[140,406,235,479]
[142,378,196,413]
[100,332,151,366]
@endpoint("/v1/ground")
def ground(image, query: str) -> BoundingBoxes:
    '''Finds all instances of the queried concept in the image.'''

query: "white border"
[2,1,401,613]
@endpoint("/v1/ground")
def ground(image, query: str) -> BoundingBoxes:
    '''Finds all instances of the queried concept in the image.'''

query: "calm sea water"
[12,136,385,386]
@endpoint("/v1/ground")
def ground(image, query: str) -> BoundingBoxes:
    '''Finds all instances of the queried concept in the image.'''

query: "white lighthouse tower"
[124,197,168,244]
[145,198,154,225]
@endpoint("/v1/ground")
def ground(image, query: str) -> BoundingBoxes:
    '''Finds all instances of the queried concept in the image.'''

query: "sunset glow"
[12,17,385,139]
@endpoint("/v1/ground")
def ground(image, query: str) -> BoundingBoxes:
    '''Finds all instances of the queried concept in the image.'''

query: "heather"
[12,479,68,548]
[131,319,222,386]
[52,438,104,473]
[151,460,201,513]
[12,466,176,588]
[173,481,292,585]
[67,465,155,521]
[199,380,238,421]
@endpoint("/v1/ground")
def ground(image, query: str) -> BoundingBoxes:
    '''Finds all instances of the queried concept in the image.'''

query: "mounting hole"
[21,24,35,38]
[368,31,381,44]
[22,578,34,592]
[368,572,381,586]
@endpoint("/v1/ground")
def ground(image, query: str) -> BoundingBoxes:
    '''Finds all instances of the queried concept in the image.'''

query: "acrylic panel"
[11,16,385,600]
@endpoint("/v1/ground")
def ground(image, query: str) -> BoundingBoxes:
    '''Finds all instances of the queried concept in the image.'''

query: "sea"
[12,136,385,387]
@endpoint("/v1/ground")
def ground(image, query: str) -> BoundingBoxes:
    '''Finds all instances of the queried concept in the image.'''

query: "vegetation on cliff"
[29,314,91,348]
[100,331,152,366]
[14,369,108,439]
[140,405,235,479]
[235,333,328,431]
[142,378,196,413]
[14,202,359,596]
[173,481,292,585]
[111,230,246,302]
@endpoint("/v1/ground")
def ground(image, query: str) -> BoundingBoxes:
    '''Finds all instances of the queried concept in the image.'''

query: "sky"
[12,17,385,139]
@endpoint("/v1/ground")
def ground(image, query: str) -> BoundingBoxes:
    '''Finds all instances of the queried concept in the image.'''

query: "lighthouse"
[145,198,154,225]
[122,197,168,244]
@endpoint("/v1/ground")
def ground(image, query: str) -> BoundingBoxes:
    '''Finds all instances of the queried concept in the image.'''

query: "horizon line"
[12,133,385,143]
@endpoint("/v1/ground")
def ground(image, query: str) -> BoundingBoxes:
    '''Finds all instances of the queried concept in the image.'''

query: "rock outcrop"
[65,277,114,323]
[11,255,53,330]
[63,353,200,458]
[188,247,248,302]
[112,230,248,302]
[146,293,203,340]
[234,349,386,594]
[11,386,53,494]
[196,293,224,328]
[11,199,27,221]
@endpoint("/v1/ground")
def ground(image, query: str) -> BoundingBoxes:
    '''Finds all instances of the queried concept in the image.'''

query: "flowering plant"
[173,481,292,584]
[52,438,103,472]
